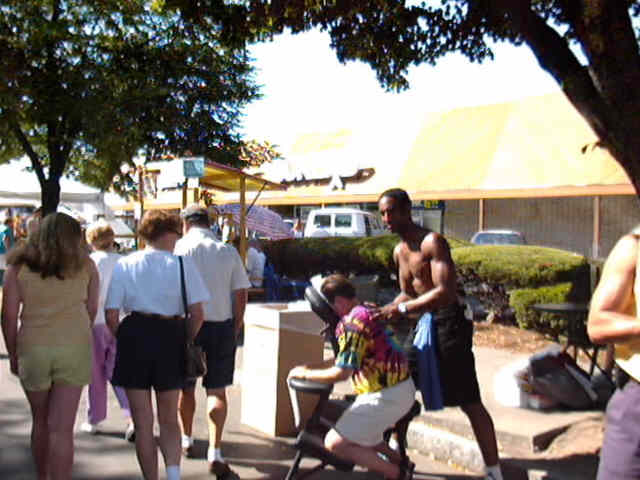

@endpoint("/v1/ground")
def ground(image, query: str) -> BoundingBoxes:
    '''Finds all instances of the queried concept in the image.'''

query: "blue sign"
[183,157,205,178]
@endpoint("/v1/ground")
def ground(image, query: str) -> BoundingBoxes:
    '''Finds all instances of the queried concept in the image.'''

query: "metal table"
[530,303,610,381]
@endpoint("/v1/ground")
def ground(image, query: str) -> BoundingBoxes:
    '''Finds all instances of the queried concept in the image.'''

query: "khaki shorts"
[18,343,92,391]
[334,378,416,447]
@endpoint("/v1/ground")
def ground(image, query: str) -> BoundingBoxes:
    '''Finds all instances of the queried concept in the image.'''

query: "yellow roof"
[399,93,632,198]
[240,93,632,205]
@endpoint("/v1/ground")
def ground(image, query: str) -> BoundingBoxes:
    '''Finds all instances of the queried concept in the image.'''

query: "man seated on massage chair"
[288,274,416,480]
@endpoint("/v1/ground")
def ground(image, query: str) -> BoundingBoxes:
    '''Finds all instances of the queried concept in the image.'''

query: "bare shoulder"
[392,241,404,264]
[83,254,96,268]
[602,233,639,276]
[420,230,451,255]
[83,254,99,274]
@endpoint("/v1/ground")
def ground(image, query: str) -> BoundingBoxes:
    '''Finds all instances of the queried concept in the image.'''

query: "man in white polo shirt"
[174,205,250,476]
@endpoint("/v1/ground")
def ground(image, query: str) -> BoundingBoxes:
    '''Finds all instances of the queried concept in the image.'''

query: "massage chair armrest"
[287,377,334,395]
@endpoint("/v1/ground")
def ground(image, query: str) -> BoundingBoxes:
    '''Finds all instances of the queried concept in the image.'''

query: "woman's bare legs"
[156,389,181,470]
[47,383,83,480]
[24,389,50,480]
[127,389,158,480]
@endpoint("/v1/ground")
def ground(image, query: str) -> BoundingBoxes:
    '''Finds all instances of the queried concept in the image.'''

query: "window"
[335,214,352,228]
[314,215,331,228]
[364,216,372,236]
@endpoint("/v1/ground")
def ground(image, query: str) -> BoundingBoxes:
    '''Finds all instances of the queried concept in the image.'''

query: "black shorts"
[402,305,481,407]
[184,319,236,390]
[434,304,481,407]
[112,312,186,392]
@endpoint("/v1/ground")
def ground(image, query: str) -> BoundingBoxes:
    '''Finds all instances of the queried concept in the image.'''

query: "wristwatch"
[397,302,408,315]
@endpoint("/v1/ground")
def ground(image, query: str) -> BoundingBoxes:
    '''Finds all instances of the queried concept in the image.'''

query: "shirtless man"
[588,227,640,479]
[373,188,502,480]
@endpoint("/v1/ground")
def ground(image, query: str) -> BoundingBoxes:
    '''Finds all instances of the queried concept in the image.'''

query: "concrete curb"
[406,421,485,473]
[405,415,601,480]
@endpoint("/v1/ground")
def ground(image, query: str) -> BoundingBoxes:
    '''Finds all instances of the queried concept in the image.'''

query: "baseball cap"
[180,204,209,222]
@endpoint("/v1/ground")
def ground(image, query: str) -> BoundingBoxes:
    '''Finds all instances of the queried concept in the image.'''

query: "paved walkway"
[0,343,479,480]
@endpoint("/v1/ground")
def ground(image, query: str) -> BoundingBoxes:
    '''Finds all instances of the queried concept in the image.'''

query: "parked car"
[304,208,385,238]
[470,229,527,245]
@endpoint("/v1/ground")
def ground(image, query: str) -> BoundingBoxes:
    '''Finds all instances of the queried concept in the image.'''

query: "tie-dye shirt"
[335,305,410,394]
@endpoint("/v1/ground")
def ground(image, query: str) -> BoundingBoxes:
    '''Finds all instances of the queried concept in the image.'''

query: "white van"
[304,208,385,238]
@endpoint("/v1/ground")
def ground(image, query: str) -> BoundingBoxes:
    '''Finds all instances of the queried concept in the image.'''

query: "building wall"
[600,196,640,256]
[442,200,478,243]
[444,196,640,259]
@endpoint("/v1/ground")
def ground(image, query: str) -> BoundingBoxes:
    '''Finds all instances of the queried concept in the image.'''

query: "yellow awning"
[199,161,286,192]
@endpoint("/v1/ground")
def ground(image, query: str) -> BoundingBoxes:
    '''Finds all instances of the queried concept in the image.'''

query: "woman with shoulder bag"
[105,210,209,480]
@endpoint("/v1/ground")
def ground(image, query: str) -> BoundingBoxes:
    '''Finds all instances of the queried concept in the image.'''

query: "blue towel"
[413,312,444,411]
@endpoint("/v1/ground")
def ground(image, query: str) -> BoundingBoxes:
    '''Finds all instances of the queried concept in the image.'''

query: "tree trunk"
[41,177,61,216]
[502,4,640,199]
[614,139,640,205]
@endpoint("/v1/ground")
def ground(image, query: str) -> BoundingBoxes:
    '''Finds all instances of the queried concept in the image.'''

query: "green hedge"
[510,283,574,337]
[453,246,590,334]
[263,234,469,279]
[263,235,401,279]
[262,236,590,336]
[452,245,590,289]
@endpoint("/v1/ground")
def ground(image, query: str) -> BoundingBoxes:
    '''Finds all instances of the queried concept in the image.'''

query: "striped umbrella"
[216,203,293,240]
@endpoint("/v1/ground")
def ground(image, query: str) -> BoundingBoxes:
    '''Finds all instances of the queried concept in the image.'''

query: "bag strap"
[178,256,190,342]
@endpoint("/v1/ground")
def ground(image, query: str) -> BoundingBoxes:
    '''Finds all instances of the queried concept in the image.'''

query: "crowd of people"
[4,186,640,480]
[0,193,504,480]
[0,205,254,480]
[0,208,42,286]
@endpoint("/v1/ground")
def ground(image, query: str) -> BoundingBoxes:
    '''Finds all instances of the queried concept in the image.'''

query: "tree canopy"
[165,0,640,198]
[0,0,261,213]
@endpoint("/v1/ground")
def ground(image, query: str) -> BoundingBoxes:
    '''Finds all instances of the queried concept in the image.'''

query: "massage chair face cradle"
[285,286,420,480]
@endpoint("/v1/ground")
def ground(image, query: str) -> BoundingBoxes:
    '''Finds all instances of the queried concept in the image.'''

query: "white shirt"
[246,247,266,287]
[174,227,251,322]
[90,250,121,325]
[105,248,210,316]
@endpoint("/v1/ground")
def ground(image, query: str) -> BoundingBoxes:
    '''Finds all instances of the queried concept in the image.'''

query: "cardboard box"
[241,303,325,437]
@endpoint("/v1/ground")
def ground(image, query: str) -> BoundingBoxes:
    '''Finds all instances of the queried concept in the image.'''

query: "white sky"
[241,30,561,155]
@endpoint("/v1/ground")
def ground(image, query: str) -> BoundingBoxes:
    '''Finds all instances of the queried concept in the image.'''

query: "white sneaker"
[124,423,135,442]
[79,422,99,434]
